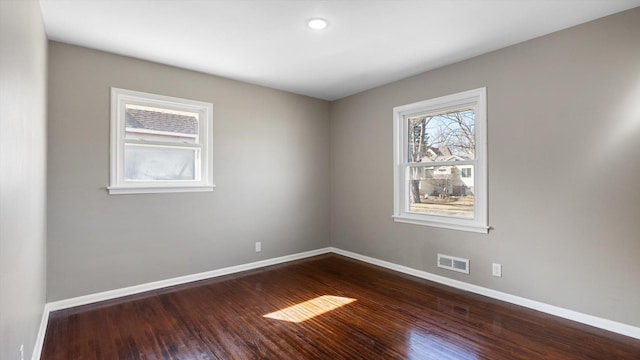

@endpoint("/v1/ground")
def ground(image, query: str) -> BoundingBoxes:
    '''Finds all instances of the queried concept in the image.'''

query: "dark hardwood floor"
[41,254,640,359]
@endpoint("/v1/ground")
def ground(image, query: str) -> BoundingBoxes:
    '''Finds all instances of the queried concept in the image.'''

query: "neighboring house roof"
[126,108,198,135]
[429,146,452,158]
[422,146,474,162]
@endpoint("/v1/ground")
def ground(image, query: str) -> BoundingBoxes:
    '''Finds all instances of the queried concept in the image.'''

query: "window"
[393,87,488,233]
[109,88,214,194]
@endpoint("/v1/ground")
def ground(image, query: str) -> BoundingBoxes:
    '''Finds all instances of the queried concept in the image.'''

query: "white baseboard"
[31,303,50,360]
[31,245,639,359]
[329,247,640,340]
[47,247,332,312]
[32,247,332,359]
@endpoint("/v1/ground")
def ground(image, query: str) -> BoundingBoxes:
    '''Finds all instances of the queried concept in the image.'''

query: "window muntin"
[393,88,487,233]
[109,88,214,194]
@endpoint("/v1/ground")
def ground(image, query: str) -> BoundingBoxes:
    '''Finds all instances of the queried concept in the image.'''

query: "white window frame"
[393,87,488,233]
[109,88,215,195]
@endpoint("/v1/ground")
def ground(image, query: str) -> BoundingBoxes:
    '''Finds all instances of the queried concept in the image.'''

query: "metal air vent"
[437,254,470,274]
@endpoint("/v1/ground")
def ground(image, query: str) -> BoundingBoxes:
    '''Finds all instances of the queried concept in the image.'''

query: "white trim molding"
[31,305,50,360]
[330,247,640,340]
[393,87,488,233]
[46,247,332,312]
[32,248,332,359]
[32,246,639,359]
[109,88,215,195]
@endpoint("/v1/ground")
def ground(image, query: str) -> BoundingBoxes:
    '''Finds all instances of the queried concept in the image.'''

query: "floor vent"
[437,254,470,274]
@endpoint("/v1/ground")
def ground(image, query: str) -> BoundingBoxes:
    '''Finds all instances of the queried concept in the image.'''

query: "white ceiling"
[39,0,640,101]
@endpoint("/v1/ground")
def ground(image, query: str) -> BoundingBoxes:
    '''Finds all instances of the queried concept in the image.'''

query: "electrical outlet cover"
[492,263,502,277]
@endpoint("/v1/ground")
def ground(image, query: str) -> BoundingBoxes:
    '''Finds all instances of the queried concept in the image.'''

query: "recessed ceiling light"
[306,18,328,30]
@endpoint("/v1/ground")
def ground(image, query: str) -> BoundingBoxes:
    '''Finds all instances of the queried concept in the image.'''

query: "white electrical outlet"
[492,263,502,277]
[255,242,261,252]
[20,344,24,360]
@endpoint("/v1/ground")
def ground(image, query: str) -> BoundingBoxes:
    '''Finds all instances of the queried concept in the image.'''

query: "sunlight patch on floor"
[263,295,356,323]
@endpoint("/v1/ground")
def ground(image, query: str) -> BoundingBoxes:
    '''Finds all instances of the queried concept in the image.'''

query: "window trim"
[392,87,488,233]
[108,88,215,195]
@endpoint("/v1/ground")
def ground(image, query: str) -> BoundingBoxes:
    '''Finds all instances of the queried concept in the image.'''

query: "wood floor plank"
[41,254,640,359]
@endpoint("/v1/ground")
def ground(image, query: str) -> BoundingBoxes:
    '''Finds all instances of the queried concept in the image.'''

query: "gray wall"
[0,0,48,358]
[330,8,640,327]
[46,6,640,330]
[47,42,330,301]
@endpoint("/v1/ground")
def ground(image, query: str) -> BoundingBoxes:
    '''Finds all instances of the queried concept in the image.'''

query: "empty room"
[2,0,640,359]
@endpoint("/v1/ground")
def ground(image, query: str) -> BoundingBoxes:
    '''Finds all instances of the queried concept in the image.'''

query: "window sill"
[392,215,489,234]
[107,185,215,195]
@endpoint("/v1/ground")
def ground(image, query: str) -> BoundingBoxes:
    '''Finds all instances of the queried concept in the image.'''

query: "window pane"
[125,104,199,144]
[407,109,475,163]
[124,145,196,181]
[407,165,474,219]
